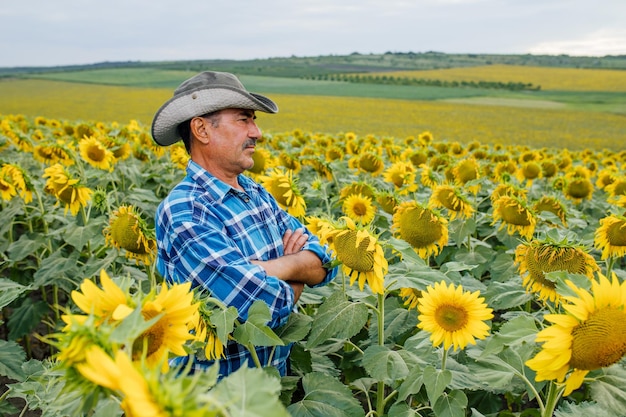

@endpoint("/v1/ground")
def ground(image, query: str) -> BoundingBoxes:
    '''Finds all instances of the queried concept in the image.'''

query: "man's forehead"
[221,108,255,117]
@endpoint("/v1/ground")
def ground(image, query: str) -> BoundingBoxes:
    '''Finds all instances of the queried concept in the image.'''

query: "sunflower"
[33,140,75,166]
[541,160,558,178]
[492,161,517,182]
[259,168,307,218]
[325,145,345,162]
[1,164,32,203]
[375,191,399,215]
[605,176,626,203]
[339,181,377,201]
[342,193,377,225]
[399,287,421,310]
[104,205,157,265]
[169,144,190,170]
[42,164,93,216]
[193,302,227,362]
[429,184,474,221]
[0,171,17,201]
[392,201,448,259]
[246,147,272,175]
[594,214,626,260]
[417,281,493,351]
[79,135,115,171]
[492,195,537,240]
[130,281,199,368]
[102,135,133,161]
[402,149,428,168]
[418,131,433,146]
[278,152,301,173]
[525,272,626,396]
[514,239,598,305]
[382,161,418,194]
[490,182,527,204]
[304,216,334,240]
[452,157,481,194]
[322,217,387,294]
[595,169,616,190]
[69,270,131,325]
[564,177,594,203]
[302,157,333,181]
[355,152,385,176]
[516,161,542,185]
[533,195,568,226]
[420,164,440,189]
[77,348,169,417]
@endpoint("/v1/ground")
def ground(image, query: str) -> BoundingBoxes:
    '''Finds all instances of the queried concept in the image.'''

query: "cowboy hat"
[151,71,278,146]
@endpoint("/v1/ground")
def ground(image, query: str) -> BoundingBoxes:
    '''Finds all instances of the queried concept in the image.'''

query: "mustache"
[243,139,256,148]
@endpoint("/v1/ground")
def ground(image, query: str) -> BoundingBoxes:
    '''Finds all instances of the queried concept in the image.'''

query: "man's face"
[206,108,262,174]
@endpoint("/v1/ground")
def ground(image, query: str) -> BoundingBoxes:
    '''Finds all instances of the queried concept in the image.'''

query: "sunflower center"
[566,179,593,199]
[398,208,443,248]
[390,171,406,188]
[58,186,75,204]
[455,162,478,183]
[334,231,375,272]
[613,181,626,196]
[351,201,368,216]
[525,246,589,289]
[522,163,541,179]
[570,308,626,370]
[438,189,461,211]
[434,304,469,332]
[87,145,107,162]
[269,181,290,206]
[249,152,267,173]
[359,154,383,173]
[110,213,143,252]
[606,220,626,246]
[499,201,531,226]
[132,306,165,359]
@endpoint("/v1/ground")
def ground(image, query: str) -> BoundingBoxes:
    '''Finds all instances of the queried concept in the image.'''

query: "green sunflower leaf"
[287,372,364,417]
[212,366,290,417]
[433,389,468,417]
[306,291,369,349]
[233,300,284,346]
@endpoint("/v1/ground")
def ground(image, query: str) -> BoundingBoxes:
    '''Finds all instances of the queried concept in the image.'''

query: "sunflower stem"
[53,284,60,322]
[542,381,564,417]
[246,343,263,369]
[375,292,386,416]
[606,256,615,278]
[441,347,449,371]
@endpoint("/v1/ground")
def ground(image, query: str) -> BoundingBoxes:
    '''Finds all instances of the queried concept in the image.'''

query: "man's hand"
[282,228,309,255]
[250,228,326,287]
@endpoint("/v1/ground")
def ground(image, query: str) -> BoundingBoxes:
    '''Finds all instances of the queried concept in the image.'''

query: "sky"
[2,0,626,68]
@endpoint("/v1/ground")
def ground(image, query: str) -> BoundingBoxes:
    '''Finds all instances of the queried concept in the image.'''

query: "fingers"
[283,228,308,255]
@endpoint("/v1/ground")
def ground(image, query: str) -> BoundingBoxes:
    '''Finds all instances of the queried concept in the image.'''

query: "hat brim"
[151,85,278,146]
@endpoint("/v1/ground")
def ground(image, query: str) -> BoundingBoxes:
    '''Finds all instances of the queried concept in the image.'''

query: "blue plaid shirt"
[156,160,336,377]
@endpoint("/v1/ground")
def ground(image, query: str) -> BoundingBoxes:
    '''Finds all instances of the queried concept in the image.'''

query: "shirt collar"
[186,160,261,203]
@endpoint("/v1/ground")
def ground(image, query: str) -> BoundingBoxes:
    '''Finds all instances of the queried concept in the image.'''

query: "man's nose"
[249,121,262,138]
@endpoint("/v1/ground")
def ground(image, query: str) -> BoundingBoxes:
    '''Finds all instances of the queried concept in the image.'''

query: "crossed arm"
[250,228,327,303]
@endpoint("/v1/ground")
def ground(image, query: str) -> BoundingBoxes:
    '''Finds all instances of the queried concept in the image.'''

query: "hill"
[2,51,626,78]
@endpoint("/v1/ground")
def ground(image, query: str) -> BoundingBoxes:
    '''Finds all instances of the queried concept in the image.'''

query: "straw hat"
[151,71,278,146]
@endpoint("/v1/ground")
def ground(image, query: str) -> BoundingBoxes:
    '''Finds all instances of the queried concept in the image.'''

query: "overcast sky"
[2,0,625,68]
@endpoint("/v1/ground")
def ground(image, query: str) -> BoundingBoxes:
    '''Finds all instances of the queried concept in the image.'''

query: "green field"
[1,54,625,150]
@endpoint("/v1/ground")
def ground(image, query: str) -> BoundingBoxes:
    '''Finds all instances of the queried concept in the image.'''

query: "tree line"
[302,73,541,91]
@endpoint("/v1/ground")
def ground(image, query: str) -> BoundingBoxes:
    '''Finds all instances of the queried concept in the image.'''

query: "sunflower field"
[1,113,626,417]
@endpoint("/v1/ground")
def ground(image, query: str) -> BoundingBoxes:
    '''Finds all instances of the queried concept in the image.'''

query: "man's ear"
[190,117,210,145]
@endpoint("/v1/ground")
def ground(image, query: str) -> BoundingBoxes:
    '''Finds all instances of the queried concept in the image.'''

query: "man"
[151,71,337,378]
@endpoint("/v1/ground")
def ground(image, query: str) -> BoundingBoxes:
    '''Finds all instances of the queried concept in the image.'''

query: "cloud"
[528,28,626,56]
